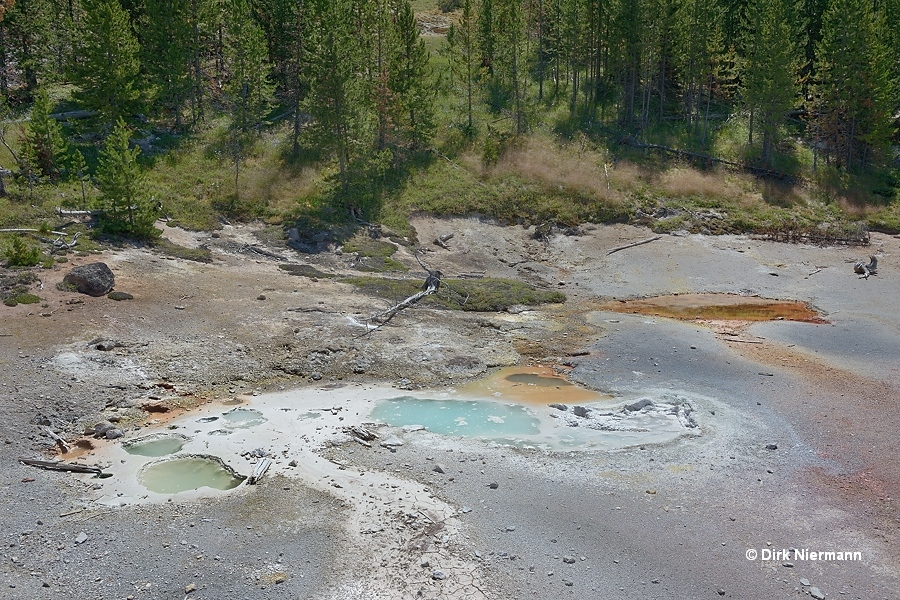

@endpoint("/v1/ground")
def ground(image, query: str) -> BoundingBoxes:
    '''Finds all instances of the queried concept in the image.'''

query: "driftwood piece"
[241,244,285,260]
[20,458,103,475]
[247,458,272,485]
[433,233,454,250]
[854,256,877,279]
[1,227,68,236]
[606,235,662,256]
[358,253,443,336]
[40,426,70,453]
[347,425,378,442]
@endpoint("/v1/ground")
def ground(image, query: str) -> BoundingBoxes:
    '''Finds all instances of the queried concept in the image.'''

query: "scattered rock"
[506,525,516,532]
[379,436,404,448]
[799,579,810,586]
[63,263,115,297]
[431,570,447,581]
[460,507,472,514]
[74,532,88,544]
[562,556,576,564]
[488,482,499,489]
[107,291,133,301]
[93,422,116,437]
[184,582,197,593]
[624,398,653,412]
[765,444,778,450]
[257,294,266,301]
[141,402,170,413]
[95,340,118,351]
[809,586,825,599]
[549,403,568,411]
[104,428,124,440]
[288,460,298,467]
[572,405,589,418]
[432,464,446,474]
[716,588,725,596]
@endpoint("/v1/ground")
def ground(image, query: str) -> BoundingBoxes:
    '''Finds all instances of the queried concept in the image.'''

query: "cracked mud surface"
[1,217,898,599]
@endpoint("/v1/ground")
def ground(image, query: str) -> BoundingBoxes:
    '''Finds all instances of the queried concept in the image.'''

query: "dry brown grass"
[486,136,625,201]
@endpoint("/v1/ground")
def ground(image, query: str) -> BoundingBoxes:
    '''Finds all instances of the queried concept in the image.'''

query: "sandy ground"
[1,217,898,599]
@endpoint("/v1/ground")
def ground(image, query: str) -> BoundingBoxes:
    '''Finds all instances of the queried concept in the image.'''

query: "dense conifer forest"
[0,0,898,243]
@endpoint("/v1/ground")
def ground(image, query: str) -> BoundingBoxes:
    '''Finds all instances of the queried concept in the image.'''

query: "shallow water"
[123,436,185,457]
[370,397,541,437]
[599,293,825,323]
[139,457,245,493]
[458,366,611,405]
[221,408,267,429]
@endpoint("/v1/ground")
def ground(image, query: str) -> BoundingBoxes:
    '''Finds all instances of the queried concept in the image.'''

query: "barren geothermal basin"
[84,371,707,505]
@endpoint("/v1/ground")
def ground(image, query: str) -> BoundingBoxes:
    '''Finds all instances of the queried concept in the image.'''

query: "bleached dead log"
[359,253,443,336]
[606,235,662,256]
[57,207,103,216]
[1,227,68,236]
[19,457,103,475]
[40,426,70,453]
[247,458,272,485]
[854,256,877,279]
[433,233,454,249]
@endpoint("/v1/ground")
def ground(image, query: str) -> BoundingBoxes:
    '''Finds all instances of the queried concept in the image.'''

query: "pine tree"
[95,117,157,238]
[142,0,194,128]
[814,0,894,169]
[739,0,801,165]
[674,0,725,139]
[23,88,66,180]
[386,0,434,148]
[222,0,273,196]
[444,0,480,133]
[304,0,367,188]
[72,0,143,122]
[68,147,90,208]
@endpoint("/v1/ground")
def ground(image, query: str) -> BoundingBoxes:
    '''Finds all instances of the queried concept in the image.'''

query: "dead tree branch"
[358,253,443,336]
[19,457,103,475]
[606,235,662,256]
[854,256,877,279]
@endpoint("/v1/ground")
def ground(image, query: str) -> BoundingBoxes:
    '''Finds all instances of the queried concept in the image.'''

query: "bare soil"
[1,217,898,599]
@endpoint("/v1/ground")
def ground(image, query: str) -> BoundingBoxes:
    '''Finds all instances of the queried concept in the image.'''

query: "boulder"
[64,263,115,297]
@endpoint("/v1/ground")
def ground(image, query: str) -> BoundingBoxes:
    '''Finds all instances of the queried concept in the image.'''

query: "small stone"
[74,532,88,544]
[506,525,516,532]
[799,579,810,586]
[105,428,124,440]
[562,556,576,564]
[563,580,573,587]
[572,405,589,418]
[432,464,446,474]
[431,570,447,581]
[549,403,567,411]
[379,436,404,448]
[460,507,472,514]
[257,294,266,301]
[765,444,778,450]
[716,588,725,596]
[185,582,197,593]
[488,482,499,489]
[288,460,298,467]
[809,587,825,600]
[782,562,794,568]
[420,559,430,568]
[107,291,133,301]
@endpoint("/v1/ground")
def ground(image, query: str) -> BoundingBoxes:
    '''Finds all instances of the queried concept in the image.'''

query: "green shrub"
[3,237,42,267]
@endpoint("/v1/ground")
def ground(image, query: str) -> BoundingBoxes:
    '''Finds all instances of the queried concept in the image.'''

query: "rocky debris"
[799,578,810,586]
[184,582,197,593]
[104,428,124,440]
[624,398,653,412]
[809,586,825,599]
[549,403,567,411]
[432,463,446,474]
[91,422,116,438]
[572,405,589,418]
[765,444,778,450]
[63,262,115,296]
[379,435,404,449]
[431,569,447,581]
[488,482,499,489]
[95,340,119,351]
[74,532,88,544]
[562,556,576,564]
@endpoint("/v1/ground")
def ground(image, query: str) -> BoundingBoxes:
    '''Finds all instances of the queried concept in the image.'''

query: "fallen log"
[247,458,272,485]
[20,458,103,475]
[606,235,662,256]
[40,426,70,453]
[359,253,443,336]
[433,233,454,249]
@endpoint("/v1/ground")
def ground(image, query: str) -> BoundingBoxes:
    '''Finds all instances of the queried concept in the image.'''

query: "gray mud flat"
[1,219,898,599]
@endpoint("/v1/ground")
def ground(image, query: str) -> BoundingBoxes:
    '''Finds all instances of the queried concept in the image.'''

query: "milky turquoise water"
[370,397,541,438]
[139,457,245,493]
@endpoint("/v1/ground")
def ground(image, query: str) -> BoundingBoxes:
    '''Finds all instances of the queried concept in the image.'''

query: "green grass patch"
[342,235,398,258]
[151,238,213,263]
[343,276,566,312]
[278,263,336,278]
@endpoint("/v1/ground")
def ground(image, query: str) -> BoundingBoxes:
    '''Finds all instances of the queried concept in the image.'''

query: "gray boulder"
[64,263,115,297]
